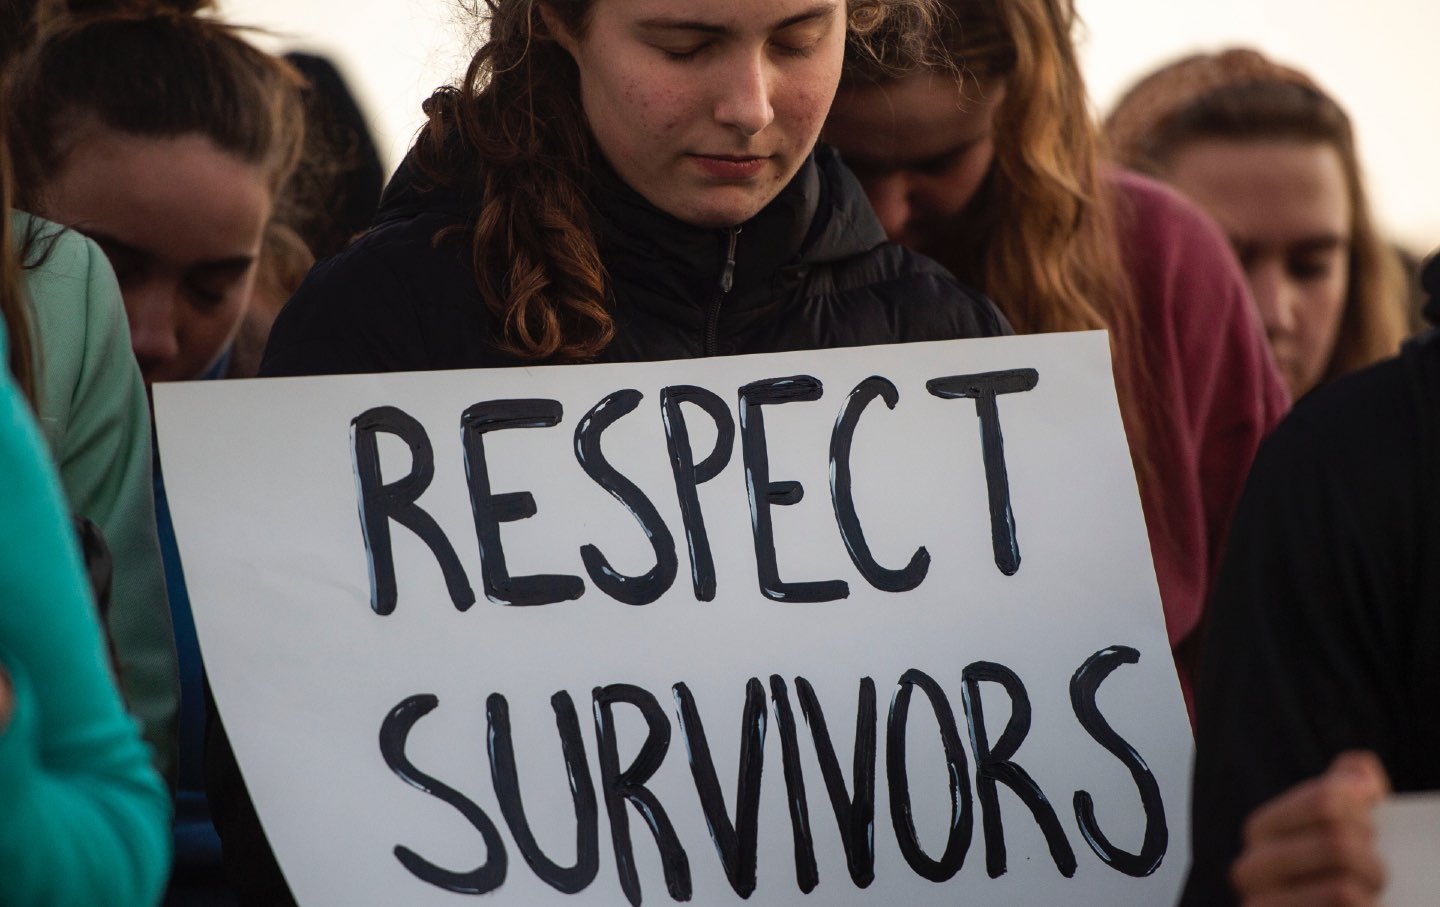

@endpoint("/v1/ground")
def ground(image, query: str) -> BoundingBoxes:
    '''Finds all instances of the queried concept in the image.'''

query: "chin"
[687,191,779,229]
[685,210,751,229]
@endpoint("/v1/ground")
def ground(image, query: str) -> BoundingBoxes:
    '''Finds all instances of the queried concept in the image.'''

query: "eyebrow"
[1232,233,1350,256]
[84,228,257,273]
[1289,234,1350,254]
[637,2,838,35]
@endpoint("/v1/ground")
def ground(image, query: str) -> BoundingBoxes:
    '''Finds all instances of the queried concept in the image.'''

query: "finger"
[1242,875,1382,907]
[1244,757,1387,843]
[1328,751,1391,798]
[1232,824,1386,895]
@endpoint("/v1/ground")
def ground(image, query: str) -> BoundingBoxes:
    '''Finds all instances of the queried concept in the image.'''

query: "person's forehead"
[1166,139,1351,244]
[604,0,840,31]
[827,73,1004,165]
[46,130,271,266]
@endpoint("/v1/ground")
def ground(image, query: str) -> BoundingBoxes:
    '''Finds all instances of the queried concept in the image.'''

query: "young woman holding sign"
[260,0,1005,379]
[222,0,1006,900]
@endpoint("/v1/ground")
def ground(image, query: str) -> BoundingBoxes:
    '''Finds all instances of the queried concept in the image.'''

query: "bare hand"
[1231,750,1391,907]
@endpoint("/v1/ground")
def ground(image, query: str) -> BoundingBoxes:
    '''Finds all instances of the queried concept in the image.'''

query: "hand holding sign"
[1230,751,1389,907]
[154,332,1193,906]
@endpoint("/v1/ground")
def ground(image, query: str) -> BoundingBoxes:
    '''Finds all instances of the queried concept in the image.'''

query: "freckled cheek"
[777,81,834,145]
[650,88,693,134]
[618,81,691,136]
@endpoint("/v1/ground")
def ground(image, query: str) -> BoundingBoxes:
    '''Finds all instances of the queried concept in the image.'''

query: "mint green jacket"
[17,213,179,784]
[0,296,172,904]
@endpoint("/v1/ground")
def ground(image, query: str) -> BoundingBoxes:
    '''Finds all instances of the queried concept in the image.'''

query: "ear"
[536,2,580,58]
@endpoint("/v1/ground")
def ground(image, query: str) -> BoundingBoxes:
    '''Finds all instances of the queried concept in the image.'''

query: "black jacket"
[1182,318,1440,904]
[260,144,1007,378]
[219,145,1007,906]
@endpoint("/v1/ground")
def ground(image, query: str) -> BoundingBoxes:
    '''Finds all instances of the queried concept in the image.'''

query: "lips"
[690,154,768,180]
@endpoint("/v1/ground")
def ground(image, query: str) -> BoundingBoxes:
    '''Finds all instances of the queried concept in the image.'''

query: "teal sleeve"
[22,213,180,786]
[0,319,171,905]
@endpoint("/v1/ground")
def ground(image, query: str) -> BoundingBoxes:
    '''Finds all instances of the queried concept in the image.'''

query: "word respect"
[350,369,1039,614]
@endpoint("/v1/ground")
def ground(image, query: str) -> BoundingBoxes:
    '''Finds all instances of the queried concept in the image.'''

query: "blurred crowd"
[0,0,1433,905]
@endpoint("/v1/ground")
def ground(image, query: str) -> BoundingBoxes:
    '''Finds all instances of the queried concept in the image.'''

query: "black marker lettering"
[460,399,585,607]
[351,406,474,614]
[660,385,735,602]
[593,684,692,905]
[575,390,678,606]
[926,370,1039,576]
[769,676,819,893]
[795,675,876,888]
[487,692,599,894]
[1070,646,1168,877]
[962,661,1076,878]
[378,695,507,894]
[739,377,848,603]
[672,679,766,898]
[886,669,973,882]
[830,377,930,593]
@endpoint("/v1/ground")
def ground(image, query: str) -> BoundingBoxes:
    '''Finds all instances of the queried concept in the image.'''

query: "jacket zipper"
[702,226,741,356]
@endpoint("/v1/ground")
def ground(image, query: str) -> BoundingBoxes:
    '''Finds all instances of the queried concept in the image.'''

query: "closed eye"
[773,40,819,58]
[185,259,253,309]
[1288,255,1338,282]
[657,41,712,61]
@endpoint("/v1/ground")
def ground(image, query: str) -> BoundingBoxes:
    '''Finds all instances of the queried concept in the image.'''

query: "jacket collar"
[588,150,821,311]
[374,142,888,311]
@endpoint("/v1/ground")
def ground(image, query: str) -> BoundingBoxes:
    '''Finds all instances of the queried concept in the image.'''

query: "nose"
[1247,260,1298,342]
[859,172,912,242]
[714,53,775,137]
[124,280,182,380]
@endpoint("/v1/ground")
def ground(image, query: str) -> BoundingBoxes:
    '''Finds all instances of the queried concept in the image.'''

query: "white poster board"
[154,331,1192,906]
[1378,792,1440,907]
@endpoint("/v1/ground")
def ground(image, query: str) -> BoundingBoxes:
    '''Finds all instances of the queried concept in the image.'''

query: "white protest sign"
[1378,792,1440,906]
[154,331,1192,906]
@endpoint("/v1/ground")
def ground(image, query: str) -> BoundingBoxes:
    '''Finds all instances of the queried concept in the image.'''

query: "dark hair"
[1106,49,1407,383]
[2,0,217,72]
[0,93,37,406]
[7,9,306,214]
[411,0,947,363]
[0,0,41,67]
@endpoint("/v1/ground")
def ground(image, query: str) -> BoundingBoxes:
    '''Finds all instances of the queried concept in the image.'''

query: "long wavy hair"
[840,0,1150,479]
[1106,48,1408,385]
[410,0,947,363]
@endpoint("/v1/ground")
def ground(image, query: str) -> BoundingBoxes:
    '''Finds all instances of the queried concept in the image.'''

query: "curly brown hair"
[1106,48,1408,385]
[410,0,948,363]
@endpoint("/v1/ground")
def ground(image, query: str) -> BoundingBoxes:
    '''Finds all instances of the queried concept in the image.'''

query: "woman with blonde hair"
[1107,48,1409,399]
[822,0,1290,711]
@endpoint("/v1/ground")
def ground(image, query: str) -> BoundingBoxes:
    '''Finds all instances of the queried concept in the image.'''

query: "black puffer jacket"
[219,145,1007,907]
[260,144,1007,378]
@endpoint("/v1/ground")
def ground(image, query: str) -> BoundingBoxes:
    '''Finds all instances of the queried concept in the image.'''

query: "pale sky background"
[220,0,1439,254]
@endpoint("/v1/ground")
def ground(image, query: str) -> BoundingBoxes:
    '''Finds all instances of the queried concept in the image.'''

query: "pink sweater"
[1110,170,1290,717]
